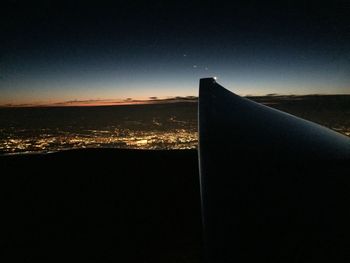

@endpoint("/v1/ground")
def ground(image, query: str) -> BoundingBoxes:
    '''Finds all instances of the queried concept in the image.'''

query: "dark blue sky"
[1,0,349,105]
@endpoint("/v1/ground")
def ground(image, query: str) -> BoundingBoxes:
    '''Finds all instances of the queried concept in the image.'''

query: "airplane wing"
[198,78,350,262]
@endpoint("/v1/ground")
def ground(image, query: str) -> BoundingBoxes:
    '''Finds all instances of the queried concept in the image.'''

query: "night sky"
[1,0,350,106]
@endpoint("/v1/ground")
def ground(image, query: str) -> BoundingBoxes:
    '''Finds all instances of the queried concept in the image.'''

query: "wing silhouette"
[198,78,350,263]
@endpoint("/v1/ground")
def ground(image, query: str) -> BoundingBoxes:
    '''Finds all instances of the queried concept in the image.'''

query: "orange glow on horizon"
[0,97,199,108]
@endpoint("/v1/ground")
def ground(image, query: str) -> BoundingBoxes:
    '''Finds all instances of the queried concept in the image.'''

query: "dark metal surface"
[198,78,350,263]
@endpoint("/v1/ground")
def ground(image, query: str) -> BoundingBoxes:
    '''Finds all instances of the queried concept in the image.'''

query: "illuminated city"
[0,95,349,155]
[0,128,198,154]
[1,126,349,155]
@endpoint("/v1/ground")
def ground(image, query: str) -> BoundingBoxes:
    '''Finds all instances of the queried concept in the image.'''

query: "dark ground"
[1,148,350,262]
[0,149,202,262]
[250,95,350,135]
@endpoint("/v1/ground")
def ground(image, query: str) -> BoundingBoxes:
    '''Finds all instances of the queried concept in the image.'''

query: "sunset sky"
[1,1,349,106]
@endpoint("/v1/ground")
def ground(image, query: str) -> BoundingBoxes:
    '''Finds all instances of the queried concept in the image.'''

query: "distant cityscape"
[0,95,349,155]
[0,129,198,154]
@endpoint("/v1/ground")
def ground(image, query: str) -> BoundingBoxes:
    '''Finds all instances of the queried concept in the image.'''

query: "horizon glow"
[1,2,349,106]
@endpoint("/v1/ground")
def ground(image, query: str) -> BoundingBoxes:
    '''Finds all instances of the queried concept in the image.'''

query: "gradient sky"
[1,0,350,106]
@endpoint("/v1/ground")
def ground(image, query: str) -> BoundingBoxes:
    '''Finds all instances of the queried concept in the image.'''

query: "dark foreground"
[1,149,350,262]
[1,149,202,262]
